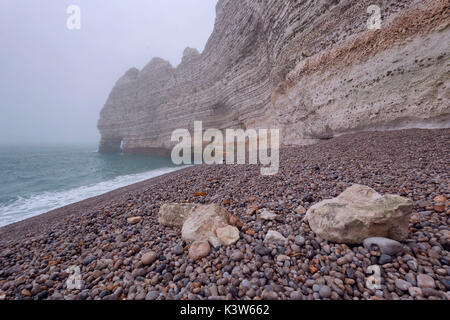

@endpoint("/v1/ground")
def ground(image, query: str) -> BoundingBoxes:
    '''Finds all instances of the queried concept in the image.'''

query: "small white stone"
[208,236,221,249]
[216,225,240,246]
[264,230,286,244]
[259,209,278,221]
[127,216,142,225]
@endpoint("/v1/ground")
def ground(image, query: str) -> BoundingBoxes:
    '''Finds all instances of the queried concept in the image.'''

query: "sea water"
[0,145,181,227]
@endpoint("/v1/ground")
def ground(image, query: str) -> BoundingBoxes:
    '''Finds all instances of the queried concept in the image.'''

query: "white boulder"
[305,184,413,244]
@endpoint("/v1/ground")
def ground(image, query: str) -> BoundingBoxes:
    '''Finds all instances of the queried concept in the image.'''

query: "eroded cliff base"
[98,0,449,154]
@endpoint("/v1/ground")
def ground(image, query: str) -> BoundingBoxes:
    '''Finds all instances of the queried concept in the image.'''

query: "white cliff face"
[272,0,450,145]
[98,0,450,153]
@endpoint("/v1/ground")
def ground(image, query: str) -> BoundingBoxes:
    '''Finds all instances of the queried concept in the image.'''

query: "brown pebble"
[141,251,157,265]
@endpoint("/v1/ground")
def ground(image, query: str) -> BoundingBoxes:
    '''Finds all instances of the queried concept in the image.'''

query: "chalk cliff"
[98,0,450,153]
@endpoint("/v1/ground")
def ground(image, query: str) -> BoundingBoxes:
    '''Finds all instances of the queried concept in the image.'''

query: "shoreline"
[0,166,196,243]
[1,127,448,241]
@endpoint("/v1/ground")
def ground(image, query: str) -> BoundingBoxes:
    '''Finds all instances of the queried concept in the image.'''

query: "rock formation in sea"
[97,0,450,153]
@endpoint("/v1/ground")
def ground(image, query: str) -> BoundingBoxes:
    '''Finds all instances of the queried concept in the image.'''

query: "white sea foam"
[0,166,184,227]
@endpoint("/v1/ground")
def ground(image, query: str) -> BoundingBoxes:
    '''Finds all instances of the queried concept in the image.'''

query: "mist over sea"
[0,145,181,227]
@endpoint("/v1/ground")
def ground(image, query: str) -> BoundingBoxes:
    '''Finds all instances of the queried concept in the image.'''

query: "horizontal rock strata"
[98,0,450,153]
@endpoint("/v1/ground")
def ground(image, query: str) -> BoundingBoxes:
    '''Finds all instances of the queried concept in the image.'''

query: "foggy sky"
[0,0,218,146]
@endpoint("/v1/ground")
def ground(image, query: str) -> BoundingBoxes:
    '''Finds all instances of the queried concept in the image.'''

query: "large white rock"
[181,204,230,243]
[158,203,198,228]
[305,184,413,244]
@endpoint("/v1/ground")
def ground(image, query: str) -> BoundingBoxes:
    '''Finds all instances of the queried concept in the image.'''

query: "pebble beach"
[0,128,449,300]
